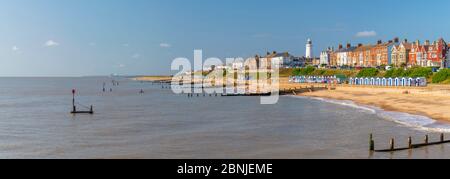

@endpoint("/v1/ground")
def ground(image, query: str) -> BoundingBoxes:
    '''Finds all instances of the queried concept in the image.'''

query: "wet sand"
[284,81,450,122]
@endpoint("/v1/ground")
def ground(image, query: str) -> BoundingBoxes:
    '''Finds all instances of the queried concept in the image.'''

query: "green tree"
[356,68,379,77]
[432,69,450,83]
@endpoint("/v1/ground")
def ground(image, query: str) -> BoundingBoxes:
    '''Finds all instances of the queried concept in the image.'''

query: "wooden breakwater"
[279,84,332,95]
[369,133,450,152]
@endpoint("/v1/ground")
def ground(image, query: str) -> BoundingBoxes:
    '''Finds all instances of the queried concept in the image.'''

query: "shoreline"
[134,75,450,124]
[131,76,172,82]
[292,84,450,124]
[290,95,450,133]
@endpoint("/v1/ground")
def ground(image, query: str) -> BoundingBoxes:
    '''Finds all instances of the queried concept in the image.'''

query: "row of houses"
[208,51,315,72]
[320,38,450,68]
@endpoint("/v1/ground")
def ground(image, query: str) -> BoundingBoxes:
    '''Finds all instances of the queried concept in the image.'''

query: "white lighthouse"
[306,38,313,59]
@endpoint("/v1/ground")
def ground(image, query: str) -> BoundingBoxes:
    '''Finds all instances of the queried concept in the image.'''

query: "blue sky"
[0,0,449,76]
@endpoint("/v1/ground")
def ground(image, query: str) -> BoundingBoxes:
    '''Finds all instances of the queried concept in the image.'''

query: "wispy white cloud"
[131,53,141,59]
[355,31,377,38]
[123,43,130,47]
[45,40,60,47]
[118,64,125,68]
[12,46,19,52]
[160,43,171,48]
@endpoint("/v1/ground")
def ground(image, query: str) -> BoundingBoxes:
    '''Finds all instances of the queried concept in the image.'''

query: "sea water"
[0,77,449,159]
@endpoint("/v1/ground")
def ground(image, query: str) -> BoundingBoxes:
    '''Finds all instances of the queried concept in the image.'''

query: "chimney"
[416,40,420,45]
[404,39,408,43]
[272,51,277,55]
[388,40,393,43]
[338,44,343,50]
[346,43,351,48]
[377,40,382,45]
[358,43,363,47]
[266,52,270,56]
[394,37,399,43]
[425,40,430,45]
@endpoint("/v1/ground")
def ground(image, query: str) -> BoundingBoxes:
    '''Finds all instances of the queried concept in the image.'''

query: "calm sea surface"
[0,77,449,159]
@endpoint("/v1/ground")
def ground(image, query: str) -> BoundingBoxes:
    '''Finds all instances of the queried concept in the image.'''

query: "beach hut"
[375,78,381,86]
[381,78,387,86]
[417,77,427,87]
[370,78,375,86]
[413,78,419,87]
[412,78,417,86]
[407,78,414,86]
[394,78,400,86]
[349,77,354,85]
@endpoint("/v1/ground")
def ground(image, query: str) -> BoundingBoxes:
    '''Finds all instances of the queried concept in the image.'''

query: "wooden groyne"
[279,85,331,95]
[221,92,272,97]
[70,89,94,115]
[369,133,450,152]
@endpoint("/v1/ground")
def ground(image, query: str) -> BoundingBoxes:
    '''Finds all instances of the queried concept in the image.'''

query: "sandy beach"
[280,80,450,122]
[132,76,172,82]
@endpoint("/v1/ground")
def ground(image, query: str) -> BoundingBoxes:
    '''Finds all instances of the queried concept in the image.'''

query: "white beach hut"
[370,78,375,86]
[407,78,414,86]
[394,78,400,86]
[381,78,387,86]
[417,77,427,87]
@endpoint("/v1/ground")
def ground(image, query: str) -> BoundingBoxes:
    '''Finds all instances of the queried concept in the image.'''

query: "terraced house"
[391,40,412,67]
[336,43,356,67]
[409,39,448,67]
[351,43,373,67]
[325,38,448,68]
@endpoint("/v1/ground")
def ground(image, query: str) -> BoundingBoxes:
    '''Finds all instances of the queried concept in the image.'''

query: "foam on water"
[289,95,450,133]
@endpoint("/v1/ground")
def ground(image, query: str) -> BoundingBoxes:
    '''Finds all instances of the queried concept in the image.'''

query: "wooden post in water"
[408,137,412,149]
[441,133,445,142]
[390,138,395,151]
[424,135,429,144]
[369,134,375,151]
[72,89,76,113]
